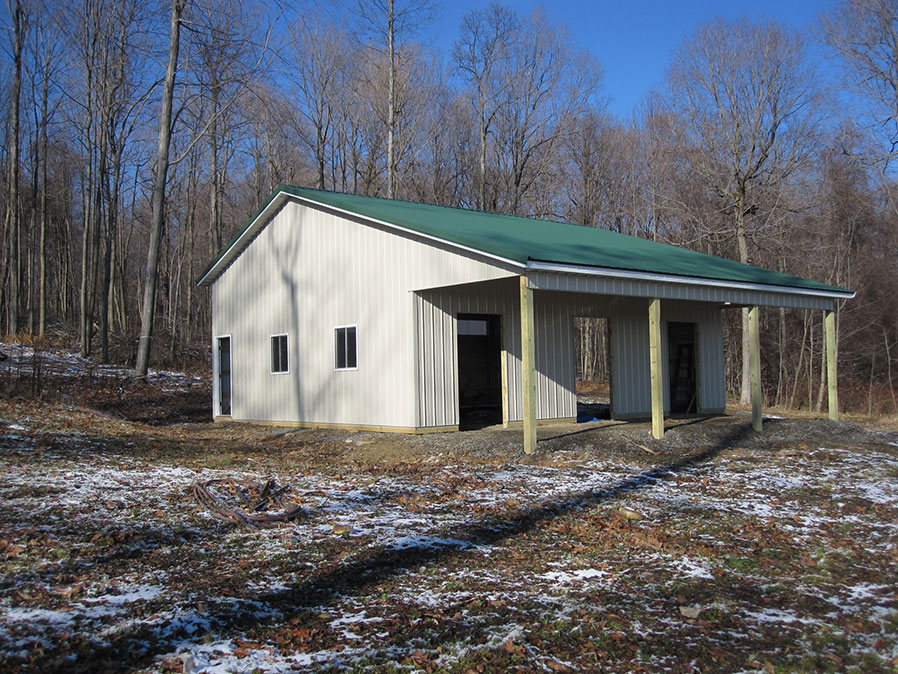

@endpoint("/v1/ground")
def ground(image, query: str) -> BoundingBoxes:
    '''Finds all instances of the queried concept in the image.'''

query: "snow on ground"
[0,342,203,390]
[0,382,897,671]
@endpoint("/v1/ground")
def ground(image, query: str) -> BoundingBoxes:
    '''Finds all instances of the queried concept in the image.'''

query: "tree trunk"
[5,0,25,336]
[478,107,487,210]
[79,167,93,356]
[38,59,49,338]
[209,83,221,256]
[386,0,395,199]
[135,0,185,377]
[734,196,752,406]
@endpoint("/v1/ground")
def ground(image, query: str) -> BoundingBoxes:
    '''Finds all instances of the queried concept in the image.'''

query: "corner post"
[520,275,537,454]
[749,305,762,432]
[649,298,664,439]
[825,308,839,422]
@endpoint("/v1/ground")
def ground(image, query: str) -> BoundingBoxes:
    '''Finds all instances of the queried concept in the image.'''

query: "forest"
[1,0,896,416]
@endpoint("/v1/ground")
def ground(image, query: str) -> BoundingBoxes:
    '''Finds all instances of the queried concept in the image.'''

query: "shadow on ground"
[60,422,757,673]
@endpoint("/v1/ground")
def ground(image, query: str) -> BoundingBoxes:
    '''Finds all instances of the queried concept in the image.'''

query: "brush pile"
[193,478,307,526]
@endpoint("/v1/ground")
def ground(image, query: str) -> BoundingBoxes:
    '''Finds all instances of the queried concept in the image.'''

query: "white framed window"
[270,333,289,374]
[334,325,357,370]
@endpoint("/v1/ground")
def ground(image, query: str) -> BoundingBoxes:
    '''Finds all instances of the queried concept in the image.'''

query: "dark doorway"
[457,313,502,429]
[668,322,697,413]
[217,336,231,416]
[573,316,612,421]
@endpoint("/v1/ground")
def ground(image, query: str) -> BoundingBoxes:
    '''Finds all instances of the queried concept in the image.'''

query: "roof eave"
[526,261,856,301]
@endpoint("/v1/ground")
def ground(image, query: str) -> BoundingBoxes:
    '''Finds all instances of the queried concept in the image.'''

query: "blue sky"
[429,0,837,119]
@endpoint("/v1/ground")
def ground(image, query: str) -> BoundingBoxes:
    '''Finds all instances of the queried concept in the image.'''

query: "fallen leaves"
[0,373,897,673]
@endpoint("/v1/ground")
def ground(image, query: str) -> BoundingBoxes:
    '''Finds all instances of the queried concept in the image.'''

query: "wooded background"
[1,0,896,415]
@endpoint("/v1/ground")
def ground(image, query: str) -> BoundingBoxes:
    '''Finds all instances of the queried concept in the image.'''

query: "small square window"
[458,319,488,336]
[335,326,357,370]
[271,334,288,373]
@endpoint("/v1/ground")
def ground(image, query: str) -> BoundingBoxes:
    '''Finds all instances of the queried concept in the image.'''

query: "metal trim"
[527,261,855,300]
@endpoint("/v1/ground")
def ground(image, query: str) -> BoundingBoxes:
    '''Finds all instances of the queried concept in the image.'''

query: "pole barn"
[198,186,854,452]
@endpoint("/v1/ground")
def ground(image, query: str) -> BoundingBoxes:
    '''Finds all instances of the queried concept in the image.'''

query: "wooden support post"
[749,305,762,432]
[649,298,664,440]
[520,275,537,454]
[500,344,509,428]
[825,309,839,422]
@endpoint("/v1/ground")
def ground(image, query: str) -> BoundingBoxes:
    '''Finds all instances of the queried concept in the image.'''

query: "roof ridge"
[280,183,589,230]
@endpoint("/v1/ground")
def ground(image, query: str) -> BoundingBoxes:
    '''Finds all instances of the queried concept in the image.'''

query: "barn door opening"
[668,322,697,413]
[457,313,502,429]
[574,317,611,421]
[217,336,231,416]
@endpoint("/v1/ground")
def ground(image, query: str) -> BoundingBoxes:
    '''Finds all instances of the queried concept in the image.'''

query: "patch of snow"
[844,582,894,604]
[671,557,715,580]
[83,585,162,605]
[390,535,478,551]
[743,608,820,625]
[3,607,77,627]
[540,568,609,583]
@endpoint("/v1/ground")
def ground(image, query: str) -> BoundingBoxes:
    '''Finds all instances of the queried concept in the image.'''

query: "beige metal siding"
[416,279,579,425]
[415,280,523,426]
[608,306,651,416]
[661,302,726,412]
[212,201,517,428]
[413,287,728,424]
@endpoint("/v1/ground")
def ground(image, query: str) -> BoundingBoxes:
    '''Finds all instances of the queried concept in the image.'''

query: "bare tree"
[453,1,515,209]
[189,0,263,255]
[290,15,349,190]
[632,92,682,242]
[27,9,65,338]
[563,111,619,227]
[354,0,435,199]
[823,0,898,164]
[667,17,822,405]
[493,8,603,216]
[136,0,185,377]
[3,0,28,336]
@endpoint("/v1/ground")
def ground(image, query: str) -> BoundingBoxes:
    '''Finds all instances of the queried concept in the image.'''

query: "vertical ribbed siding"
[416,285,602,426]
[699,309,726,410]
[660,301,726,412]
[214,201,516,428]
[415,287,731,424]
[534,294,576,420]
[609,305,651,416]
[530,270,835,310]
[411,286,730,426]
[416,283,519,426]
[604,299,728,417]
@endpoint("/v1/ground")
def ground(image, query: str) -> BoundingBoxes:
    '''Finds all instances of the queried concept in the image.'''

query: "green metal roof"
[198,185,852,295]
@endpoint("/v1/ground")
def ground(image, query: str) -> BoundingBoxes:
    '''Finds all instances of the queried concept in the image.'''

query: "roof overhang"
[527,261,856,301]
